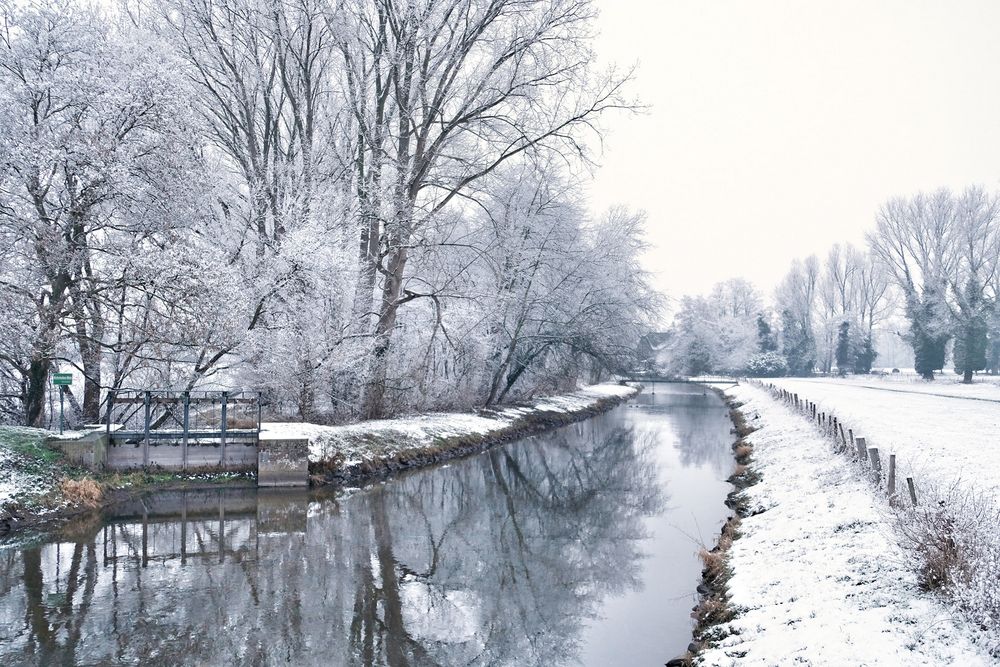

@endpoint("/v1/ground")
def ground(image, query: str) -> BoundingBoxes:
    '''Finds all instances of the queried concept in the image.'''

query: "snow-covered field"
[769,377,1000,495]
[788,373,1000,402]
[698,384,994,666]
[261,383,637,465]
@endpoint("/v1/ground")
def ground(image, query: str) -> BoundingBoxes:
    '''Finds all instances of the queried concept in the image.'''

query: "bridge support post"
[258,434,309,487]
[143,391,151,467]
[182,391,190,472]
[220,391,228,469]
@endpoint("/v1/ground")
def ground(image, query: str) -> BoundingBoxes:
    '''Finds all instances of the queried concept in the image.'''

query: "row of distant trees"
[660,186,1000,382]
[0,0,658,427]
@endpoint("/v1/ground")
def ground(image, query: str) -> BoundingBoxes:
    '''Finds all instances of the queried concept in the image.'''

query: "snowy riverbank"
[0,427,69,524]
[0,384,638,534]
[262,383,639,484]
[695,383,994,665]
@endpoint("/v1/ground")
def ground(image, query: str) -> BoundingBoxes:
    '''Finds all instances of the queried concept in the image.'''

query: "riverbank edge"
[1,384,640,540]
[309,385,641,487]
[668,384,760,667]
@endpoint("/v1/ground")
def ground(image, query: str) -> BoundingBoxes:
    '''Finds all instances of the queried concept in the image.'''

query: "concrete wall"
[106,440,258,472]
[257,437,309,487]
[48,430,312,488]
[46,430,107,469]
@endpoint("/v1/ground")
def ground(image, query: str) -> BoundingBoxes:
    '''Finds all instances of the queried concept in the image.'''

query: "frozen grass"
[261,383,637,466]
[891,482,1000,655]
[696,384,993,666]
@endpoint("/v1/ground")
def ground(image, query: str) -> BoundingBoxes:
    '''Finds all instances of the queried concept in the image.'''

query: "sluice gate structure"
[47,390,309,487]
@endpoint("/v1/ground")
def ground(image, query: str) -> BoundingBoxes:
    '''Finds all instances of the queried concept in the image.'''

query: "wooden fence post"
[868,447,881,480]
[906,477,918,506]
[887,454,896,499]
[856,436,867,462]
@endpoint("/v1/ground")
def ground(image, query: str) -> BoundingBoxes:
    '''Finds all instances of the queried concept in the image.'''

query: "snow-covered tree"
[0,1,215,424]
[0,0,654,425]
[774,257,818,376]
[870,187,1000,381]
[663,279,763,376]
[327,0,634,418]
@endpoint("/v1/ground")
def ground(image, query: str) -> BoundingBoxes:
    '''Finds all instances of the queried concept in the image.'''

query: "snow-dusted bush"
[894,484,1000,655]
[744,352,788,378]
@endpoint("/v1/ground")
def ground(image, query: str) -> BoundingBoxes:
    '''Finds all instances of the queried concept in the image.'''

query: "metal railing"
[105,390,261,470]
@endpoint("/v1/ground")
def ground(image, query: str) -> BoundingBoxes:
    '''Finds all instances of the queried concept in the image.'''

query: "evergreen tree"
[685,338,713,376]
[835,321,851,375]
[953,278,989,383]
[853,334,876,374]
[989,337,1000,376]
[906,288,950,380]
[756,314,778,352]
[780,309,816,376]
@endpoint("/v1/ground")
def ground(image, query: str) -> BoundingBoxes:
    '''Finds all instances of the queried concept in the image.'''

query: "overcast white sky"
[588,0,1000,308]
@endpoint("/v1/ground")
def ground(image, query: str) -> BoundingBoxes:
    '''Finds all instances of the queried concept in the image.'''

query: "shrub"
[894,483,1000,654]
[897,500,962,590]
[60,477,103,507]
[744,352,788,378]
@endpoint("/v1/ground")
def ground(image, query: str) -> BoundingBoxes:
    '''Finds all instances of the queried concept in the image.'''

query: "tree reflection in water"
[638,386,735,474]
[0,414,664,666]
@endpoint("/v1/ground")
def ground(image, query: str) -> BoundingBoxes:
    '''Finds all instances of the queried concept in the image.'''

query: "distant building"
[636,332,673,371]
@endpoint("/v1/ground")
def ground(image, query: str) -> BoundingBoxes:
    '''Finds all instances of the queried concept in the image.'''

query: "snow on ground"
[769,377,1000,495]
[0,427,64,520]
[698,384,993,666]
[261,383,637,464]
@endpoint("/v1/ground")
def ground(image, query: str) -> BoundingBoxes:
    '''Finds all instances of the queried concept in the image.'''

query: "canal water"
[0,384,734,666]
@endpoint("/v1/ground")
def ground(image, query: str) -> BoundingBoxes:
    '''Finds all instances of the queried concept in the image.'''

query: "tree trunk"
[351,210,380,330]
[24,268,70,426]
[360,244,408,419]
[963,369,973,384]
[24,358,49,427]
[77,331,102,425]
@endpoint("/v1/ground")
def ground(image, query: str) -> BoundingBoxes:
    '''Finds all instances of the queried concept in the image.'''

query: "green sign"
[52,373,73,386]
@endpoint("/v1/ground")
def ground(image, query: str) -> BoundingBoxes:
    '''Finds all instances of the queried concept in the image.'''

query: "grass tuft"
[59,477,103,507]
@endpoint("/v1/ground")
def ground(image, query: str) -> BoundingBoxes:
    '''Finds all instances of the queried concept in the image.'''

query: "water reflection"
[0,411,676,666]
